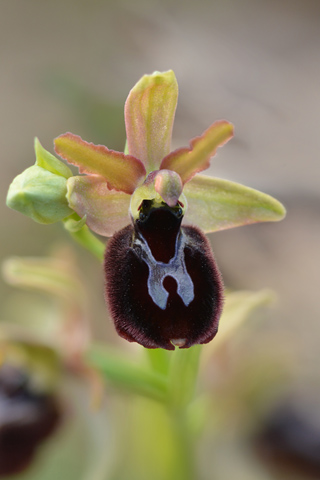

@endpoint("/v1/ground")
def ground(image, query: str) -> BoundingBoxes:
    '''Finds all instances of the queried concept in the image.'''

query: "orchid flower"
[53,71,285,351]
[7,71,285,351]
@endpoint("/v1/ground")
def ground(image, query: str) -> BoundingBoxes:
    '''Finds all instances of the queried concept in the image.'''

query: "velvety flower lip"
[104,214,224,350]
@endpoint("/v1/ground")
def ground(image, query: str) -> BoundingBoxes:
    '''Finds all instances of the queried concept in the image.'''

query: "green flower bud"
[6,165,73,224]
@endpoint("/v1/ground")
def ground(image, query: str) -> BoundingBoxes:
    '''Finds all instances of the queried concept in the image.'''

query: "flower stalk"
[64,219,105,262]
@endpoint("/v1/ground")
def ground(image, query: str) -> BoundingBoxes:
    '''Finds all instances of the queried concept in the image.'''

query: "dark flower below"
[0,364,61,476]
[254,402,320,479]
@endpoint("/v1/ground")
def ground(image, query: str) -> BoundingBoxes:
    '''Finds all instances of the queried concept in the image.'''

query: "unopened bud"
[6,165,73,224]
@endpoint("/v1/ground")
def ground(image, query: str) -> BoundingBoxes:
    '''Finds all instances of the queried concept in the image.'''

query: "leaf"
[216,289,275,347]
[87,345,168,402]
[55,133,146,194]
[202,289,275,362]
[67,175,131,237]
[160,121,233,184]
[125,70,178,172]
[183,174,286,232]
[2,256,85,303]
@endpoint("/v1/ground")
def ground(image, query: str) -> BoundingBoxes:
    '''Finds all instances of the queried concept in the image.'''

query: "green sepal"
[183,174,286,232]
[125,70,178,172]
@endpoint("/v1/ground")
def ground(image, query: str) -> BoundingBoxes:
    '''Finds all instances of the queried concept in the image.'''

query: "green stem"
[167,345,202,409]
[144,347,170,376]
[165,345,203,480]
[67,224,105,262]
[110,396,197,480]
[170,408,197,480]
[87,344,168,403]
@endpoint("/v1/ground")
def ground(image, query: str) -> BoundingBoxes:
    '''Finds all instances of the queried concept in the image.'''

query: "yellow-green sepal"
[125,70,178,172]
[183,174,286,232]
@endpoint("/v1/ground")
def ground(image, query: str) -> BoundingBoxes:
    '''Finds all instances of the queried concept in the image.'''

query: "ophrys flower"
[8,71,286,350]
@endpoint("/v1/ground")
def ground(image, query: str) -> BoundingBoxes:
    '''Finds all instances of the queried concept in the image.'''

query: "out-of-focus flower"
[0,354,61,476]
[254,400,320,479]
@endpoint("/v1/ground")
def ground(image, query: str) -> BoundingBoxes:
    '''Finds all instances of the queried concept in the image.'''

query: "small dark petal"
[0,365,61,476]
[104,216,223,350]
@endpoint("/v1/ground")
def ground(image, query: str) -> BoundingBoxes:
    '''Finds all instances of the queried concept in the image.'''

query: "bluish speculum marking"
[133,231,194,310]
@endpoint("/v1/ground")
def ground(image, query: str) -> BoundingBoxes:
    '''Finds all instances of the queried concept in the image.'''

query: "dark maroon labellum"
[0,364,61,476]
[104,200,224,350]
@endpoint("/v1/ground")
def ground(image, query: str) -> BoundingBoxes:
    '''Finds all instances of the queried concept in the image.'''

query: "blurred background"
[1,0,320,478]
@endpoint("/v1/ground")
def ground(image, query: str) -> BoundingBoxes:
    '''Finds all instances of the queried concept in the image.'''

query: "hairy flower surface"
[7,70,286,350]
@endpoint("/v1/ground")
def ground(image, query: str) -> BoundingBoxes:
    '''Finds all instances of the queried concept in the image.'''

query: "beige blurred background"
[1,0,320,476]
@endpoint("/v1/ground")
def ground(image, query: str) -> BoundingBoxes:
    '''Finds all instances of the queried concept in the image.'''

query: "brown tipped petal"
[160,121,233,184]
[55,133,146,194]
